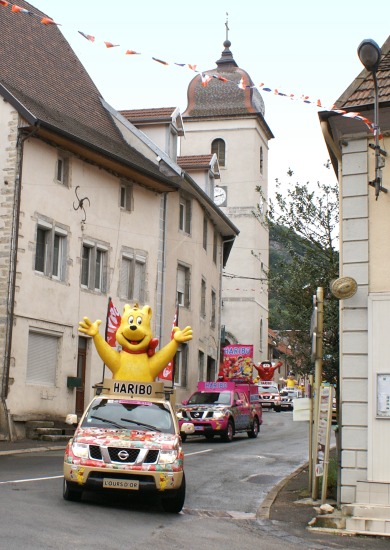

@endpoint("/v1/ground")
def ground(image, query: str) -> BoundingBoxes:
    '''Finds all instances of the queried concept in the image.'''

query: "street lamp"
[357,39,387,199]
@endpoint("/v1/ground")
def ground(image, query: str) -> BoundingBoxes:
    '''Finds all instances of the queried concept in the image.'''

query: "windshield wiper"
[120,418,161,432]
[90,415,126,429]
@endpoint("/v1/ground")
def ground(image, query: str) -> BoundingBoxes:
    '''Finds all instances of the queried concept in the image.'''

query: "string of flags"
[0,0,378,136]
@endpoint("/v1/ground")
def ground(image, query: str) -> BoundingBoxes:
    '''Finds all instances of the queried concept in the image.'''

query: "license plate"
[194,425,204,431]
[103,478,139,490]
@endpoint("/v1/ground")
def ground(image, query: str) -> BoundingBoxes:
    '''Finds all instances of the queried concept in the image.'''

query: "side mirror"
[181,400,188,405]
[235,399,243,406]
[65,413,78,426]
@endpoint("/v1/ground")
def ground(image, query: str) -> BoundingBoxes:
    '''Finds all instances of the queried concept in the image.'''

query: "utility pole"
[311,286,323,501]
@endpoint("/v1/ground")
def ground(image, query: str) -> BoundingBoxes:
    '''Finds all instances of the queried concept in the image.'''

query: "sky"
[29,0,390,195]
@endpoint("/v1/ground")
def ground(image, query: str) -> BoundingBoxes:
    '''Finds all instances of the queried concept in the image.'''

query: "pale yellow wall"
[368,134,390,291]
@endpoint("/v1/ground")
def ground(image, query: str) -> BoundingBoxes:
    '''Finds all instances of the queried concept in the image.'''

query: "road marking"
[185,449,212,457]
[0,475,63,485]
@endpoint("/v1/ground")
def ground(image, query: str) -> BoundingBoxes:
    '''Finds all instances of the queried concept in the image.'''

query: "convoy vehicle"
[279,387,303,411]
[63,379,194,513]
[177,381,262,442]
[258,383,282,412]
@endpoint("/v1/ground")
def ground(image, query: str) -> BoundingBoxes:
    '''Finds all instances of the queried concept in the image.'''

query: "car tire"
[221,419,234,442]
[247,417,259,438]
[204,433,215,440]
[161,474,186,513]
[274,406,281,413]
[63,478,83,502]
[180,433,187,443]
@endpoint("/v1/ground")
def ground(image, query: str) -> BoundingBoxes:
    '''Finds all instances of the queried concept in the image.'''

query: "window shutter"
[27,332,58,386]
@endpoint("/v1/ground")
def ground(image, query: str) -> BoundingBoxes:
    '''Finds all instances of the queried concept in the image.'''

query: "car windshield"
[187,391,231,405]
[81,398,175,434]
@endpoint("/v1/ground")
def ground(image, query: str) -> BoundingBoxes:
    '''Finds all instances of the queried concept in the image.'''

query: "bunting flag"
[159,305,179,381]
[2,0,378,136]
[41,17,60,26]
[105,298,121,348]
[78,30,95,42]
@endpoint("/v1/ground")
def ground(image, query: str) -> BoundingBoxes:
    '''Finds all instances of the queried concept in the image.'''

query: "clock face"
[214,186,227,206]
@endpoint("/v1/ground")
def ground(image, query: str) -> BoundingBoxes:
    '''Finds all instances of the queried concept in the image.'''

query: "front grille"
[89,445,103,460]
[108,447,140,463]
[190,411,205,420]
[144,450,159,463]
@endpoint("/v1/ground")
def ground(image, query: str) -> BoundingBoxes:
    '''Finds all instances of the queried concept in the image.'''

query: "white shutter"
[26,332,59,386]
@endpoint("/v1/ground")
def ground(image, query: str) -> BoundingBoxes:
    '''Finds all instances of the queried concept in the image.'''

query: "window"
[35,221,67,281]
[55,154,69,185]
[211,289,216,328]
[81,241,108,292]
[201,278,206,318]
[179,196,191,234]
[177,263,190,307]
[174,345,188,387]
[260,146,264,175]
[120,250,146,302]
[26,331,59,386]
[213,230,218,264]
[120,182,134,212]
[211,138,226,167]
[203,215,208,251]
[198,350,205,381]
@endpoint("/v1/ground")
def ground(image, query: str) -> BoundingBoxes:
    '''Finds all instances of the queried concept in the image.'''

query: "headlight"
[176,411,183,420]
[158,449,178,464]
[71,442,89,459]
[213,410,226,419]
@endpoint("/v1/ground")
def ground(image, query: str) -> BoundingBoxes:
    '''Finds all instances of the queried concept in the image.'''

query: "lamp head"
[357,39,382,72]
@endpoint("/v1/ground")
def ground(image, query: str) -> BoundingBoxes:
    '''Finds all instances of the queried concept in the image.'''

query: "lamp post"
[357,38,387,199]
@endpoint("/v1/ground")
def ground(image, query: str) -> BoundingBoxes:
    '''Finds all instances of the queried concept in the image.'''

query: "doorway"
[76,337,87,416]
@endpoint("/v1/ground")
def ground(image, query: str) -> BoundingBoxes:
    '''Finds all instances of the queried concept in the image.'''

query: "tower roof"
[183,40,265,118]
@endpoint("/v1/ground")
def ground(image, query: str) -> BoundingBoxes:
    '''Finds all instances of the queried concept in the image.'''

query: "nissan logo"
[118,450,129,461]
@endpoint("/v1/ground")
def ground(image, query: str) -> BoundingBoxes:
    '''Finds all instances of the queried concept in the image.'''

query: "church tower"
[181,36,273,365]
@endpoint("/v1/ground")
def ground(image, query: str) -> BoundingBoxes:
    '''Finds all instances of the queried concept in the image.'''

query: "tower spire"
[225,12,229,41]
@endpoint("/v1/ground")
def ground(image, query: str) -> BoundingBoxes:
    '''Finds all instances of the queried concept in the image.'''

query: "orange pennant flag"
[0,1,9,7]
[104,41,120,48]
[41,17,60,25]
[125,49,140,55]
[11,4,30,13]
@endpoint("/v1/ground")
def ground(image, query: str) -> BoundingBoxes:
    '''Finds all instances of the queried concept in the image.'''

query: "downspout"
[1,125,37,440]
[158,193,168,348]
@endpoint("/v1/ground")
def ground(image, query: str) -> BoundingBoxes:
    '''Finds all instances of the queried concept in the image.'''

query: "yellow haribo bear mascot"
[79,303,192,382]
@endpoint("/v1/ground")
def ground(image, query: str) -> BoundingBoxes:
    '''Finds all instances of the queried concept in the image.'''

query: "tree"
[255,168,339,383]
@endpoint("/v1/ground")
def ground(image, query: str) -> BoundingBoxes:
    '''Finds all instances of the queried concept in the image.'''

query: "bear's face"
[116,304,153,353]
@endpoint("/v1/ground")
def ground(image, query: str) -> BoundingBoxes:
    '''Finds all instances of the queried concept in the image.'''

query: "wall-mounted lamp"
[357,39,387,200]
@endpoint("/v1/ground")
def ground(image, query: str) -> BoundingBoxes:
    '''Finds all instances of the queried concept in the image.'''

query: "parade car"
[63,379,194,513]
[279,388,303,411]
[258,384,282,412]
[177,381,262,442]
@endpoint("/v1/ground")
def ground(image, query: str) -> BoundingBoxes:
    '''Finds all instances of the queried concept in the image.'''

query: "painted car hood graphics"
[73,427,178,450]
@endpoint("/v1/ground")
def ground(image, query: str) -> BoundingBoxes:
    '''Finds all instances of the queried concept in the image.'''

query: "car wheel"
[247,417,259,438]
[180,433,187,443]
[63,478,83,502]
[161,474,186,513]
[204,433,215,440]
[221,419,234,442]
[274,406,281,413]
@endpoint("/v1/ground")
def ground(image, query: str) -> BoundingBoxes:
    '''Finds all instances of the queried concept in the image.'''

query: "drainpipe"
[1,126,36,440]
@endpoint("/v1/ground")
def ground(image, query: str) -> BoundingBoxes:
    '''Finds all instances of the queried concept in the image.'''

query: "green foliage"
[255,170,340,383]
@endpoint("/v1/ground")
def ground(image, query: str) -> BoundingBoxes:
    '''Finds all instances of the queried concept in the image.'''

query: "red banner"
[159,306,179,381]
[105,298,121,347]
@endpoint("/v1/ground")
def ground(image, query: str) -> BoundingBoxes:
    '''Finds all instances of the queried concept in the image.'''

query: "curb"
[256,461,309,519]
[0,444,66,456]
